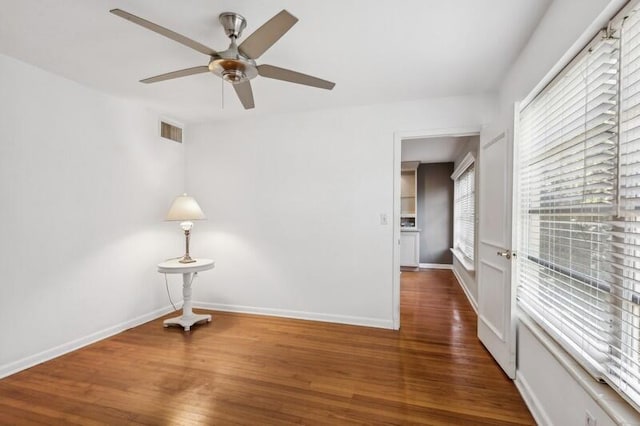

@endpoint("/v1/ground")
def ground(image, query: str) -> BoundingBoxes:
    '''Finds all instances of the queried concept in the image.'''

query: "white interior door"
[477,130,516,378]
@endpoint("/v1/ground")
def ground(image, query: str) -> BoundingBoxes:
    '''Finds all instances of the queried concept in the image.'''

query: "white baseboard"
[193,301,394,330]
[0,305,175,380]
[515,373,552,426]
[418,263,453,270]
[452,267,478,314]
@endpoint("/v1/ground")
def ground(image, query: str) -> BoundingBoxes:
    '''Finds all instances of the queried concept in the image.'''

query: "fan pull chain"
[221,78,224,109]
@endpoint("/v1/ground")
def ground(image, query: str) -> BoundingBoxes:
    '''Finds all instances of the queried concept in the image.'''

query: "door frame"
[392,126,481,329]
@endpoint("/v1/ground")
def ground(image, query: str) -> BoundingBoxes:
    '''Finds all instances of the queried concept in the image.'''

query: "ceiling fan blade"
[238,10,298,59]
[140,66,210,84]
[110,9,217,56]
[233,80,255,109]
[257,65,335,90]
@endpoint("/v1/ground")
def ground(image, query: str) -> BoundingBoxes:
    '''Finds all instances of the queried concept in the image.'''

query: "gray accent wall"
[417,162,454,264]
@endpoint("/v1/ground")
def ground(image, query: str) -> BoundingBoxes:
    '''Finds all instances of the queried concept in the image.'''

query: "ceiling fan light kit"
[110,8,335,110]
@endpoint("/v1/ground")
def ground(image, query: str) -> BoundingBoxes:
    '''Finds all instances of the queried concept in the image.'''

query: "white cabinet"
[401,162,419,228]
[401,170,416,215]
[400,231,420,267]
[401,161,420,267]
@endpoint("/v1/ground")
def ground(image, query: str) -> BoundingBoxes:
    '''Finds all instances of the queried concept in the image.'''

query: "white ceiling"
[401,136,476,163]
[0,0,551,123]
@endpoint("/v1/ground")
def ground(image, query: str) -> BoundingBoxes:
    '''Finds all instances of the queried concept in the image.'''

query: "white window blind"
[453,163,475,263]
[517,1,640,409]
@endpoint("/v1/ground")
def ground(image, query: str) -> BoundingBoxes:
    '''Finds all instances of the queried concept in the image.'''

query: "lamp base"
[179,254,196,264]
[179,229,196,263]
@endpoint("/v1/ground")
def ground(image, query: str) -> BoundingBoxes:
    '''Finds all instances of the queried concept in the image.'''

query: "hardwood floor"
[0,270,534,425]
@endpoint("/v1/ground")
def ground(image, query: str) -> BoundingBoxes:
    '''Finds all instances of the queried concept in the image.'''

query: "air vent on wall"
[160,119,183,143]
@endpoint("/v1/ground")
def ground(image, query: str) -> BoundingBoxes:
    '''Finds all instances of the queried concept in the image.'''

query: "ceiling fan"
[110,8,335,109]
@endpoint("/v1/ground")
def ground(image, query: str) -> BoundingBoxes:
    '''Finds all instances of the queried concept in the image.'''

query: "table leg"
[182,272,194,317]
[163,272,212,331]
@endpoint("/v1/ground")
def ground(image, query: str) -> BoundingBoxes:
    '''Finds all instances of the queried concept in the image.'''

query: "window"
[517,0,640,409]
[452,153,475,267]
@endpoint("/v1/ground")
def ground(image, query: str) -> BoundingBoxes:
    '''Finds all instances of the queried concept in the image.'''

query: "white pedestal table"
[157,258,214,331]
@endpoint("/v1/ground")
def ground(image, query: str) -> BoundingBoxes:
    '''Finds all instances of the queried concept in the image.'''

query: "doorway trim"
[392,126,482,329]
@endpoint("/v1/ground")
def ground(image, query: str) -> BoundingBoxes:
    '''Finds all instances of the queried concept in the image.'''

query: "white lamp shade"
[166,194,206,221]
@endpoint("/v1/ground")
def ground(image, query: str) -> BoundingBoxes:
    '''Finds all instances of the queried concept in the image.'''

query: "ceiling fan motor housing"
[208,12,258,84]
[208,55,258,84]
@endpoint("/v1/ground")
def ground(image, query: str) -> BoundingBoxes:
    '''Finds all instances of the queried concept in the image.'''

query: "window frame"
[451,152,476,270]
[516,0,640,411]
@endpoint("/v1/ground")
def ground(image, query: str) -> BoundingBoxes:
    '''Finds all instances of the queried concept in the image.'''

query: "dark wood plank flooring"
[0,269,534,425]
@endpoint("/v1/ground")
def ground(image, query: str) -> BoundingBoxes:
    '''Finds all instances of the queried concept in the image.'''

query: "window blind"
[454,164,475,263]
[611,7,640,405]
[518,1,640,409]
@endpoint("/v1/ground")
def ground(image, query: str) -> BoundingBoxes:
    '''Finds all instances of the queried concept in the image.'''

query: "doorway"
[392,127,480,329]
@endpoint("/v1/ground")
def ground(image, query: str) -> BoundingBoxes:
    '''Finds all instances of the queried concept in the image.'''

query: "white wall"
[185,96,492,327]
[487,0,638,424]
[0,54,184,377]
[516,319,638,426]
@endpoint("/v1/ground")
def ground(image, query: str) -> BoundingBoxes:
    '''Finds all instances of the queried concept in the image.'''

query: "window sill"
[517,308,640,424]
[450,248,475,272]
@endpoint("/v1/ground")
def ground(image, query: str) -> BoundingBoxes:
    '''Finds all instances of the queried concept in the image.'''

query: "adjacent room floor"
[0,270,534,425]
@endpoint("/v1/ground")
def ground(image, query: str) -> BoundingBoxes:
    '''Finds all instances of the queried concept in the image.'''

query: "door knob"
[497,249,512,259]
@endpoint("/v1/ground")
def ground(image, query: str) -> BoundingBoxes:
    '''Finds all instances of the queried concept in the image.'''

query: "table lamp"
[166,193,206,263]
